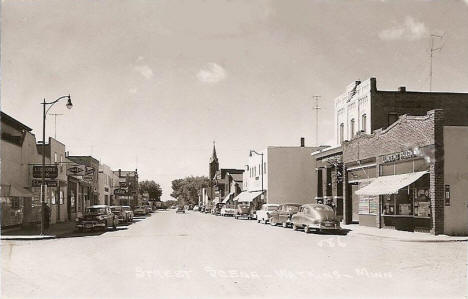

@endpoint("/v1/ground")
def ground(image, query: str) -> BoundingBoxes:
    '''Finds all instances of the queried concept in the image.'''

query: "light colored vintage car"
[121,205,134,222]
[290,204,341,233]
[256,204,280,224]
[76,205,118,231]
[220,205,236,216]
[110,206,128,223]
[234,202,253,219]
[134,206,147,216]
[268,203,302,227]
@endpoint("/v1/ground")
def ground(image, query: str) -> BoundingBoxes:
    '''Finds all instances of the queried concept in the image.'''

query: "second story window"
[361,114,367,132]
[54,152,58,163]
[339,123,344,143]
[350,119,355,138]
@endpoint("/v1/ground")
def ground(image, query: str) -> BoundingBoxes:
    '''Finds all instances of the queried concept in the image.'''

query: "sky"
[2,0,468,201]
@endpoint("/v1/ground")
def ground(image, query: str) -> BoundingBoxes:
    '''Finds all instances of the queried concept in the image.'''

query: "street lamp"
[249,150,264,201]
[40,95,73,235]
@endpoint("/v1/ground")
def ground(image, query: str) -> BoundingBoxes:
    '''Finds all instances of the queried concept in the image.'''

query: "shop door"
[351,184,360,223]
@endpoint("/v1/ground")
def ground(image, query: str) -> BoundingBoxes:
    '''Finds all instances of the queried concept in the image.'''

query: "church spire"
[210,140,218,162]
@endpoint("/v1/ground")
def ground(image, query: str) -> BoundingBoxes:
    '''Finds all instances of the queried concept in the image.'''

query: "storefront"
[355,151,432,232]
[341,110,467,235]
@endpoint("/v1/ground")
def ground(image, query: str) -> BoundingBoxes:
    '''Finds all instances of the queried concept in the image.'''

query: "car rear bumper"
[76,222,105,229]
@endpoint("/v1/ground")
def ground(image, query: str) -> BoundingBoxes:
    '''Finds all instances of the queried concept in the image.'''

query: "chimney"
[119,169,121,177]
[398,86,406,92]
[370,77,377,91]
[65,151,69,157]
[300,137,305,147]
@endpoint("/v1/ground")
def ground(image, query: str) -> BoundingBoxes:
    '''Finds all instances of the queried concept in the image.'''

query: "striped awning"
[232,191,263,203]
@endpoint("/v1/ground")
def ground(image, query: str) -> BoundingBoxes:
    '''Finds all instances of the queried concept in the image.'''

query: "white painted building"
[243,143,325,205]
[335,78,372,144]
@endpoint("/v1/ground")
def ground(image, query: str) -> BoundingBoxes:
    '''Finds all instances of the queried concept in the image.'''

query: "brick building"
[343,110,468,235]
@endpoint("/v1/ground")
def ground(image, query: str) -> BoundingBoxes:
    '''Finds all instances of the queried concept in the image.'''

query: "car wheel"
[292,223,298,231]
[270,218,277,226]
[304,225,310,233]
[257,219,261,223]
[282,222,288,228]
[112,220,117,230]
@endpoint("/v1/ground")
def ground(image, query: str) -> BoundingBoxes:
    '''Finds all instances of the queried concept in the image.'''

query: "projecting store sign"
[67,165,85,176]
[114,189,128,196]
[32,179,58,187]
[33,165,58,179]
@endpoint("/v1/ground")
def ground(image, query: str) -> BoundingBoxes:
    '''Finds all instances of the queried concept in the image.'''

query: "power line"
[312,96,321,146]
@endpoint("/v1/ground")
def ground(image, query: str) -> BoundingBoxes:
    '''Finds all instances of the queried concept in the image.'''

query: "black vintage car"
[234,202,253,220]
[76,205,118,232]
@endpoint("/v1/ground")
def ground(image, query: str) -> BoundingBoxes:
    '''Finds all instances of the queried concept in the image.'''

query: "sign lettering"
[33,166,58,179]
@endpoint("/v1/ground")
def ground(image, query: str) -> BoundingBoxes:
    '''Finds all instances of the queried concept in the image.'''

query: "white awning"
[222,191,235,204]
[232,191,263,203]
[355,171,428,196]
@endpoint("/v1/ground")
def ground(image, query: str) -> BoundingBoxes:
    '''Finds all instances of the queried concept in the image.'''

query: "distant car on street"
[268,203,302,227]
[76,205,118,232]
[211,203,224,215]
[110,206,130,223]
[256,204,280,224]
[121,205,134,222]
[144,205,152,214]
[220,205,236,217]
[291,204,342,233]
[234,202,252,219]
[134,206,147,216]
[176,206,186,214]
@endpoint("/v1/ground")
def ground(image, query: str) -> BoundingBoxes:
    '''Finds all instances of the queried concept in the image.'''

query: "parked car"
[268,203,302,227]
[144,205,152,214]
[76,205,118,232]
[204,205,212,213]
[290,204,342,233]
[134,206,147,216]
[121,205,134,222]
[220,205,236,216]
[234,202,252,219]
[110,206,130,223]
[211,203,224,215]
[176,206,186,213]
[256,204,280,224]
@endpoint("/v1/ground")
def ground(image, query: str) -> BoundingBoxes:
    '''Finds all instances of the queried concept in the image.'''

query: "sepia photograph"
[1,0,467,298]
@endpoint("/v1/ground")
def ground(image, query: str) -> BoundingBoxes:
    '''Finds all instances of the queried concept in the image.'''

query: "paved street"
[2,210,466,299]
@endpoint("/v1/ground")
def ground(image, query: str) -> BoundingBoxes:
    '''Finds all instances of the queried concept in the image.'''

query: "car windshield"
[267,206,279,211]
[110,207,121,212]
[86,208,106,215]
[284,206,299,212]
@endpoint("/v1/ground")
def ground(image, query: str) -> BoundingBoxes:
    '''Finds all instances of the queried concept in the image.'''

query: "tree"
[139,180,163,201]
[171,176,209,206]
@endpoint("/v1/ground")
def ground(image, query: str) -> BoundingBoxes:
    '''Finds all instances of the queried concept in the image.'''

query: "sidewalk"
[342,224,468,242]
[1,221,76,240]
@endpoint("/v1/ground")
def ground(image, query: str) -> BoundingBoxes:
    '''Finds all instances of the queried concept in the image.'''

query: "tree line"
[171,176,210,206]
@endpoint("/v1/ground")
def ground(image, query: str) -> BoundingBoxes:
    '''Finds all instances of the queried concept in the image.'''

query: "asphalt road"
[1,210,466,298]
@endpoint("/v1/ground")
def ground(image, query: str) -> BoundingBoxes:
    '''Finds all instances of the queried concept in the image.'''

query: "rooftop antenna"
[49,113,63,139]
[429,33,445,92]
[312,96,321,146]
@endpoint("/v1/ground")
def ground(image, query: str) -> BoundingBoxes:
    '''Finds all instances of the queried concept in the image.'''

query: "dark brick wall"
[370,90,468,132]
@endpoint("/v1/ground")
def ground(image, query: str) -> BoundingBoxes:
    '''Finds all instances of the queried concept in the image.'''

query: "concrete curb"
[1,235,57,241]
[347,231,468,243]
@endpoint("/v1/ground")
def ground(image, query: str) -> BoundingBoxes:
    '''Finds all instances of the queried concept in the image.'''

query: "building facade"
[98,164,118,206]
[335,77,468,145]
[243,140,326,206]
[343,110,468,235]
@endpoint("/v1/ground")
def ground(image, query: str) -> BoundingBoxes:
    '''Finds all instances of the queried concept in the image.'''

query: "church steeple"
[209,141,219,180]
[210,141,218,163]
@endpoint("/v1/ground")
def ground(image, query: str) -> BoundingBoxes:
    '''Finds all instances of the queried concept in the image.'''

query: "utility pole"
[50,113,63,139]
[429,33,444,92]
[313,96,321,146]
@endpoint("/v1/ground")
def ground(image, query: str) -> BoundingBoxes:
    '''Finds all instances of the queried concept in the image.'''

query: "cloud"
[379,16,428,41]
[196,63,227,84]
[464,0,468,5]
[134,65,153,79]
[129,88,137,94]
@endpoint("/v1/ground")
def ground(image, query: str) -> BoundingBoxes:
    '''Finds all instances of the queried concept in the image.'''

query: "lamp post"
[40,95,73,235]
[250,150,264,202]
